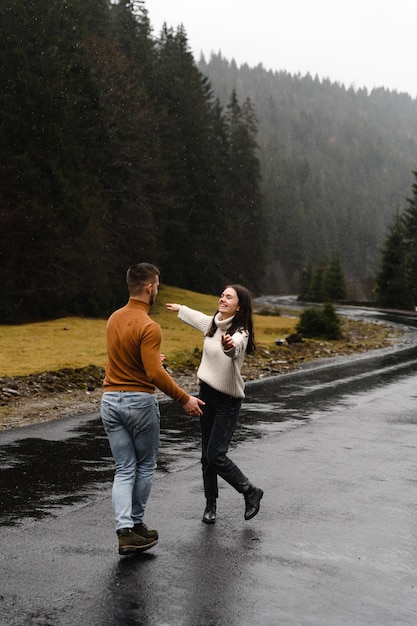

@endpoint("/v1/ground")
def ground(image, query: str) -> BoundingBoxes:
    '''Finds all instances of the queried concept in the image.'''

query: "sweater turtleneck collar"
[128,298,150,311]
[214,311,234,331]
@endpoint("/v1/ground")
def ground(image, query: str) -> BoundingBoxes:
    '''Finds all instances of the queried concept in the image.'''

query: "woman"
[166,285,263,524]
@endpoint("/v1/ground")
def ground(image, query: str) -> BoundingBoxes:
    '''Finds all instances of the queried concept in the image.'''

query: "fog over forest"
[199,53,417,298]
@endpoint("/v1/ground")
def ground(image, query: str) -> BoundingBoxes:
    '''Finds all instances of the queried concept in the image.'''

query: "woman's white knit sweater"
[177,305,249,398]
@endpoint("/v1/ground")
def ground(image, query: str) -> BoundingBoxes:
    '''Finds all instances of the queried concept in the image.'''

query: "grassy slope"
[0,286,297,377]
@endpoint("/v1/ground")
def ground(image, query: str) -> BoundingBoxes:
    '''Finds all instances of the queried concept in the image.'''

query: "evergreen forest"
[1,0,264,322]
[2,0,417,323]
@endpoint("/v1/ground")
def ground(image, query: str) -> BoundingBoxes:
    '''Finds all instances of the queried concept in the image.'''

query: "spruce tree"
[324,255,348,302]
[223,91,264,291]
[298,265,313,300]
[308,262,327,302]
[402,172,417,308]
[376,172,417,310]
[375,213,408,308]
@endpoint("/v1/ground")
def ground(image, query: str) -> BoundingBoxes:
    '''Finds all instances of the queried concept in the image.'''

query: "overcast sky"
[147,0,416,98]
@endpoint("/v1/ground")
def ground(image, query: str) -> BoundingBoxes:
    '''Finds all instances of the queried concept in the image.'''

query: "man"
[101,263,204,556]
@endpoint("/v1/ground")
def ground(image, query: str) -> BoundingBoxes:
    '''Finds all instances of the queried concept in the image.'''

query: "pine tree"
[375,172,417,310]
[223,91,265,291]
[87,4,161,292]
[308,262,327,302]
[402,172,417,308]
[298,265,313,300]
[324,255,348,302]
[375,213,408,308]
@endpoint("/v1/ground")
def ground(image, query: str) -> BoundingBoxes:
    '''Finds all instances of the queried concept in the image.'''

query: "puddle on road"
[0,419,112,526]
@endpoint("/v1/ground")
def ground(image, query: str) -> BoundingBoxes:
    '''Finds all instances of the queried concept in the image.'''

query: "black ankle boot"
[244,484,263,520]
[202,500,216,524]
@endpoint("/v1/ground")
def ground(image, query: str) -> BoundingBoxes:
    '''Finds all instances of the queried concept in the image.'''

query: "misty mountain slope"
[199,53,417,295]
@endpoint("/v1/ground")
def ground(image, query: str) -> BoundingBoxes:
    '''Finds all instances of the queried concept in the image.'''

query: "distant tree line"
[376,172,417,309]
[0,0,264,322]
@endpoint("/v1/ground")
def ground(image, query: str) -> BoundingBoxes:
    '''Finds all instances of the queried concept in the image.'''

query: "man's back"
[104,298,188,404]
[104,298,158,394]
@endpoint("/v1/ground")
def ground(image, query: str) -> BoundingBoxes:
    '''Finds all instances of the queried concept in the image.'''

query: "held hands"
[166,303,180,311]
[183,396,205,416]
[221,333,235,351]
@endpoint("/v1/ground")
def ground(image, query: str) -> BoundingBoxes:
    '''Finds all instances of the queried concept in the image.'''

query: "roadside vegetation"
[0,284,400,387]
[0,286,297,378]
[0,286,403,430]
[296,303,343,340]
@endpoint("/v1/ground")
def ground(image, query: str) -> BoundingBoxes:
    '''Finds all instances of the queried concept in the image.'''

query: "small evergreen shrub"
[296,303,343,339]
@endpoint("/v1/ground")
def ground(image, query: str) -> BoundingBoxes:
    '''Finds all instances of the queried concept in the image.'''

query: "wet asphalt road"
[1,306,417,625]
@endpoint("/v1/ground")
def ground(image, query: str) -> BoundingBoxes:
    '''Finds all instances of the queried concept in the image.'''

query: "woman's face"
[218,287,240,319]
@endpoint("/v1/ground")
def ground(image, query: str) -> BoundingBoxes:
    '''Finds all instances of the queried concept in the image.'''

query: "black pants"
[198,382,249,501]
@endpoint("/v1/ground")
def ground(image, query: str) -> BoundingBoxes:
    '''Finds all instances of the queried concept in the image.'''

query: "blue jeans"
[101,392,160,531]
[198,382,249,501]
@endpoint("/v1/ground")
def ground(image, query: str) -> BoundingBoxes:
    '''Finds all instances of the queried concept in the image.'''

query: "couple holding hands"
[101,263,263,555]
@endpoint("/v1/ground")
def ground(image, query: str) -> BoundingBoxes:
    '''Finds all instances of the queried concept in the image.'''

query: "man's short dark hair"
[126,263,160,295]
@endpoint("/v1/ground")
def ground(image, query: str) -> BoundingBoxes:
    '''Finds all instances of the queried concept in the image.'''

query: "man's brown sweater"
[103,298,189,405]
